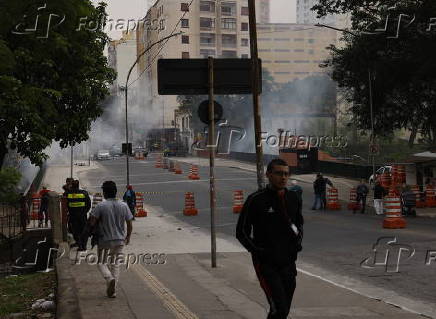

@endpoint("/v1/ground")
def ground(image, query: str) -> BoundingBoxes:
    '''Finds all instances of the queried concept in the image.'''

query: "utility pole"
[368,69,376,180]
[248,0,265,190]
[208,57,217,268]
[70,145,73,178]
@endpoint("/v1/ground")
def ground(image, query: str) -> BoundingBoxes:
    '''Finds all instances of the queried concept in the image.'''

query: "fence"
[0,204,23,244]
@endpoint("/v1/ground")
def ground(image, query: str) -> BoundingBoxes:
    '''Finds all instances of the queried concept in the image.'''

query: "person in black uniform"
[66,180,91,250]
[236,159,303,319]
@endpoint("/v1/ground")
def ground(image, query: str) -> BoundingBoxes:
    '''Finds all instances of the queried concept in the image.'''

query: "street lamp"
[122,32,183,187]
[315,24,376,180]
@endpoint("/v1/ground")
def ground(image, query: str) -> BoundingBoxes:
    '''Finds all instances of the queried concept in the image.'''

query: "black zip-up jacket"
[236,186,304,266]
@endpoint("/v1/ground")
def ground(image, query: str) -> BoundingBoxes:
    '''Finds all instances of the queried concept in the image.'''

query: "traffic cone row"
[326,188,341,210]
[135,192,148,217]
[188,165,200,180]
[383,188,406,229]
[232,190,244,214]
[174,162,183,174]
[183,192,198,216]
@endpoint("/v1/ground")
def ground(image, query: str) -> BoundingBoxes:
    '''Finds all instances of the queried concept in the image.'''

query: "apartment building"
[257,23,337,83]
[108,31,137,94]
[296,0,336,25]
[137,0,268,128]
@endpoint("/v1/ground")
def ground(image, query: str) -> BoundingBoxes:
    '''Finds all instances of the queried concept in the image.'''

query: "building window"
[241,38,249,47]
[308,49,314,54]
[241,54,249,58]
[258,38,271,41]
[181,3,189,12]
[221,18,236,30]
[182,35,189,44]
[259,49,271,52]
[200,17,215,29]
[241,22,248,31]
[274,38,290,41]
[182,52,190,59]
[221,2,236,16]
[308,39,315,43]
[274,60,291,63]
[222,34,237,48]
[294,60,310,63]
[200,49,216,57]
[241,6,249,15]
[200,33,216,46]
[294,38,304,41]
[294,49,304,52]
[181,19,189,28]
[274,49,290,52]
[222,50,237,58]
[200,1,215,12]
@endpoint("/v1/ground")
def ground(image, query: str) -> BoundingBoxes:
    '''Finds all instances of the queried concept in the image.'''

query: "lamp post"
[122,32,183,187]
[315,24,376,180]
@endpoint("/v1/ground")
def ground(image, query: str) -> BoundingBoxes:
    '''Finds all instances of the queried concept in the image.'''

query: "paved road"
[78,155,436,315]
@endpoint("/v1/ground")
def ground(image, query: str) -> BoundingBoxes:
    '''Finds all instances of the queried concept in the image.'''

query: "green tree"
[0,0,116,167]
[313,0,436,148]
[0,168,21,204]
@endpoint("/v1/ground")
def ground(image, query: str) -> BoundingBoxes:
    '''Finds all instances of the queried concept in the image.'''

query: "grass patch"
[0,272,56,317]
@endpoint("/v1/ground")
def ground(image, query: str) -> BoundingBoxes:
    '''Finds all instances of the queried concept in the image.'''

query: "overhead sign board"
[158,58,262,95]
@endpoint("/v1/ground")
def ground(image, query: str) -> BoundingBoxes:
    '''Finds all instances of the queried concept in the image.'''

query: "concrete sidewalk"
[56,212,429,319]
[170,156,436,218]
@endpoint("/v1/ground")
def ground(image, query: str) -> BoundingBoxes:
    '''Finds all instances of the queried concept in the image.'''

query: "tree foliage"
[313,0,436,147]
[0,0,116,166]
[0,168,21,204]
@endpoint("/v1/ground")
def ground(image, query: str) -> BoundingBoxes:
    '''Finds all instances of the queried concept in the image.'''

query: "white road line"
[132,264,199,319]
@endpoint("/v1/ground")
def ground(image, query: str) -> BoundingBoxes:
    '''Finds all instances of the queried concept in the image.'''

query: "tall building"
[108,31,138,94]
[137,0,266,128]
[256,0,270,23]
[257,23,337,83]
[296,0,336,25]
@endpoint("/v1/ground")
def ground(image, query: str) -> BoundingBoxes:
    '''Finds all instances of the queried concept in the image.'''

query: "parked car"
[97,150,111,160]
[369,166,392,184]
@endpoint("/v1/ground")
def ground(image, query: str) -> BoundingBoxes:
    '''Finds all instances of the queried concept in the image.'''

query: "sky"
[95,0,296,40]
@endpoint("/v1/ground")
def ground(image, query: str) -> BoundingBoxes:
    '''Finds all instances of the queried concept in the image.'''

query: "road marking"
[132,264,199,319]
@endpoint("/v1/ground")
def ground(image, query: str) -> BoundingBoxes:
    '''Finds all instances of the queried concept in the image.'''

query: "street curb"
[56,242,83,319]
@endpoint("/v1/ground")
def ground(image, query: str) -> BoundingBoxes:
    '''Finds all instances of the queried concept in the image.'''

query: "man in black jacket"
[236,159,303,319]
[66,180,91,250]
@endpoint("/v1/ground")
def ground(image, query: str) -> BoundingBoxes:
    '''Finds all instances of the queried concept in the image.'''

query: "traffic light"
[122,143,132,155]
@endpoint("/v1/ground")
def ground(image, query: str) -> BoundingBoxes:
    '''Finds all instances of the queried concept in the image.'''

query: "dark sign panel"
[158,59,262,95]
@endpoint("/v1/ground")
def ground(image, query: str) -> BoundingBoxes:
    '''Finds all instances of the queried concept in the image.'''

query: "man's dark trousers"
[355,194,367,214]
[69,212,88,249]
[252,255,297,319]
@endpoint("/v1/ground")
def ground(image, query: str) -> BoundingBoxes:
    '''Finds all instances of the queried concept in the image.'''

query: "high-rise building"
[257,23,337,83]
[256,0,270,23]
[296,0,336,25]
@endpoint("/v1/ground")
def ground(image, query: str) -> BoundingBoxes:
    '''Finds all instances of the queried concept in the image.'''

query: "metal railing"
[0,204,23,245]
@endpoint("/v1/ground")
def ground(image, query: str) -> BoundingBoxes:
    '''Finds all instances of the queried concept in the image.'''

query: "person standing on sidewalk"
[123,185,136,220]
[38,187,50,227]
[66,180,91,250]
[373,181,387,215]
[236,159,303,319]
[354,179,369,214]
[312,173,333,210]
[89,181,133,298]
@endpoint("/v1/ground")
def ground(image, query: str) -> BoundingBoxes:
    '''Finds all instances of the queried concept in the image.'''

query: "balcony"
[200,33,216,47]
[222,34,237,48]
[200,17,215,31]
[221,2,236,16]
[200,0,216,13]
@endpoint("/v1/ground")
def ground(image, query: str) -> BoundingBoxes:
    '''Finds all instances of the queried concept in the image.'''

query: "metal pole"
[125,87,130,186]
[208,57,217,268]
[248,0,265,190]
[368,69,375,179]
[70,145,73,178]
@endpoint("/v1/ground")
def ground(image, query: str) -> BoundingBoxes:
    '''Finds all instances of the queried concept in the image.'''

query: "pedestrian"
[19,193,29,232]
[88,181,133,298]
[236,159,303,319]
[312,173,333,210]
[62,178,74,196]
[123,185,136,220]
[373,180,387,215]
[401,185,417,217]
[38,187,50,227]
[66,180,91,250]
[289,180,302,200]
[354,179,369,214]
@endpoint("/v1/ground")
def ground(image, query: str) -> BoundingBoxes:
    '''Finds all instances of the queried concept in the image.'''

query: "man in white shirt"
[89,181,133,298]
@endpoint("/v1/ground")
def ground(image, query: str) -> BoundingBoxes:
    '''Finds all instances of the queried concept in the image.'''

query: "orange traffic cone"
[232,190,244,214]
[425,184,436,207]
[155,155,163,168]
[183,192,198,216]
[347,188,357,210]
[326,188,341,210]
[188,165,200,180]
[383,188,406,229]
[135,192,148,217]
[162,157,169,169]
[174,162,183,174]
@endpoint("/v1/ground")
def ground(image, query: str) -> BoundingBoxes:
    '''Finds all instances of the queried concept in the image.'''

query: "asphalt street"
[78,155,436,313]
